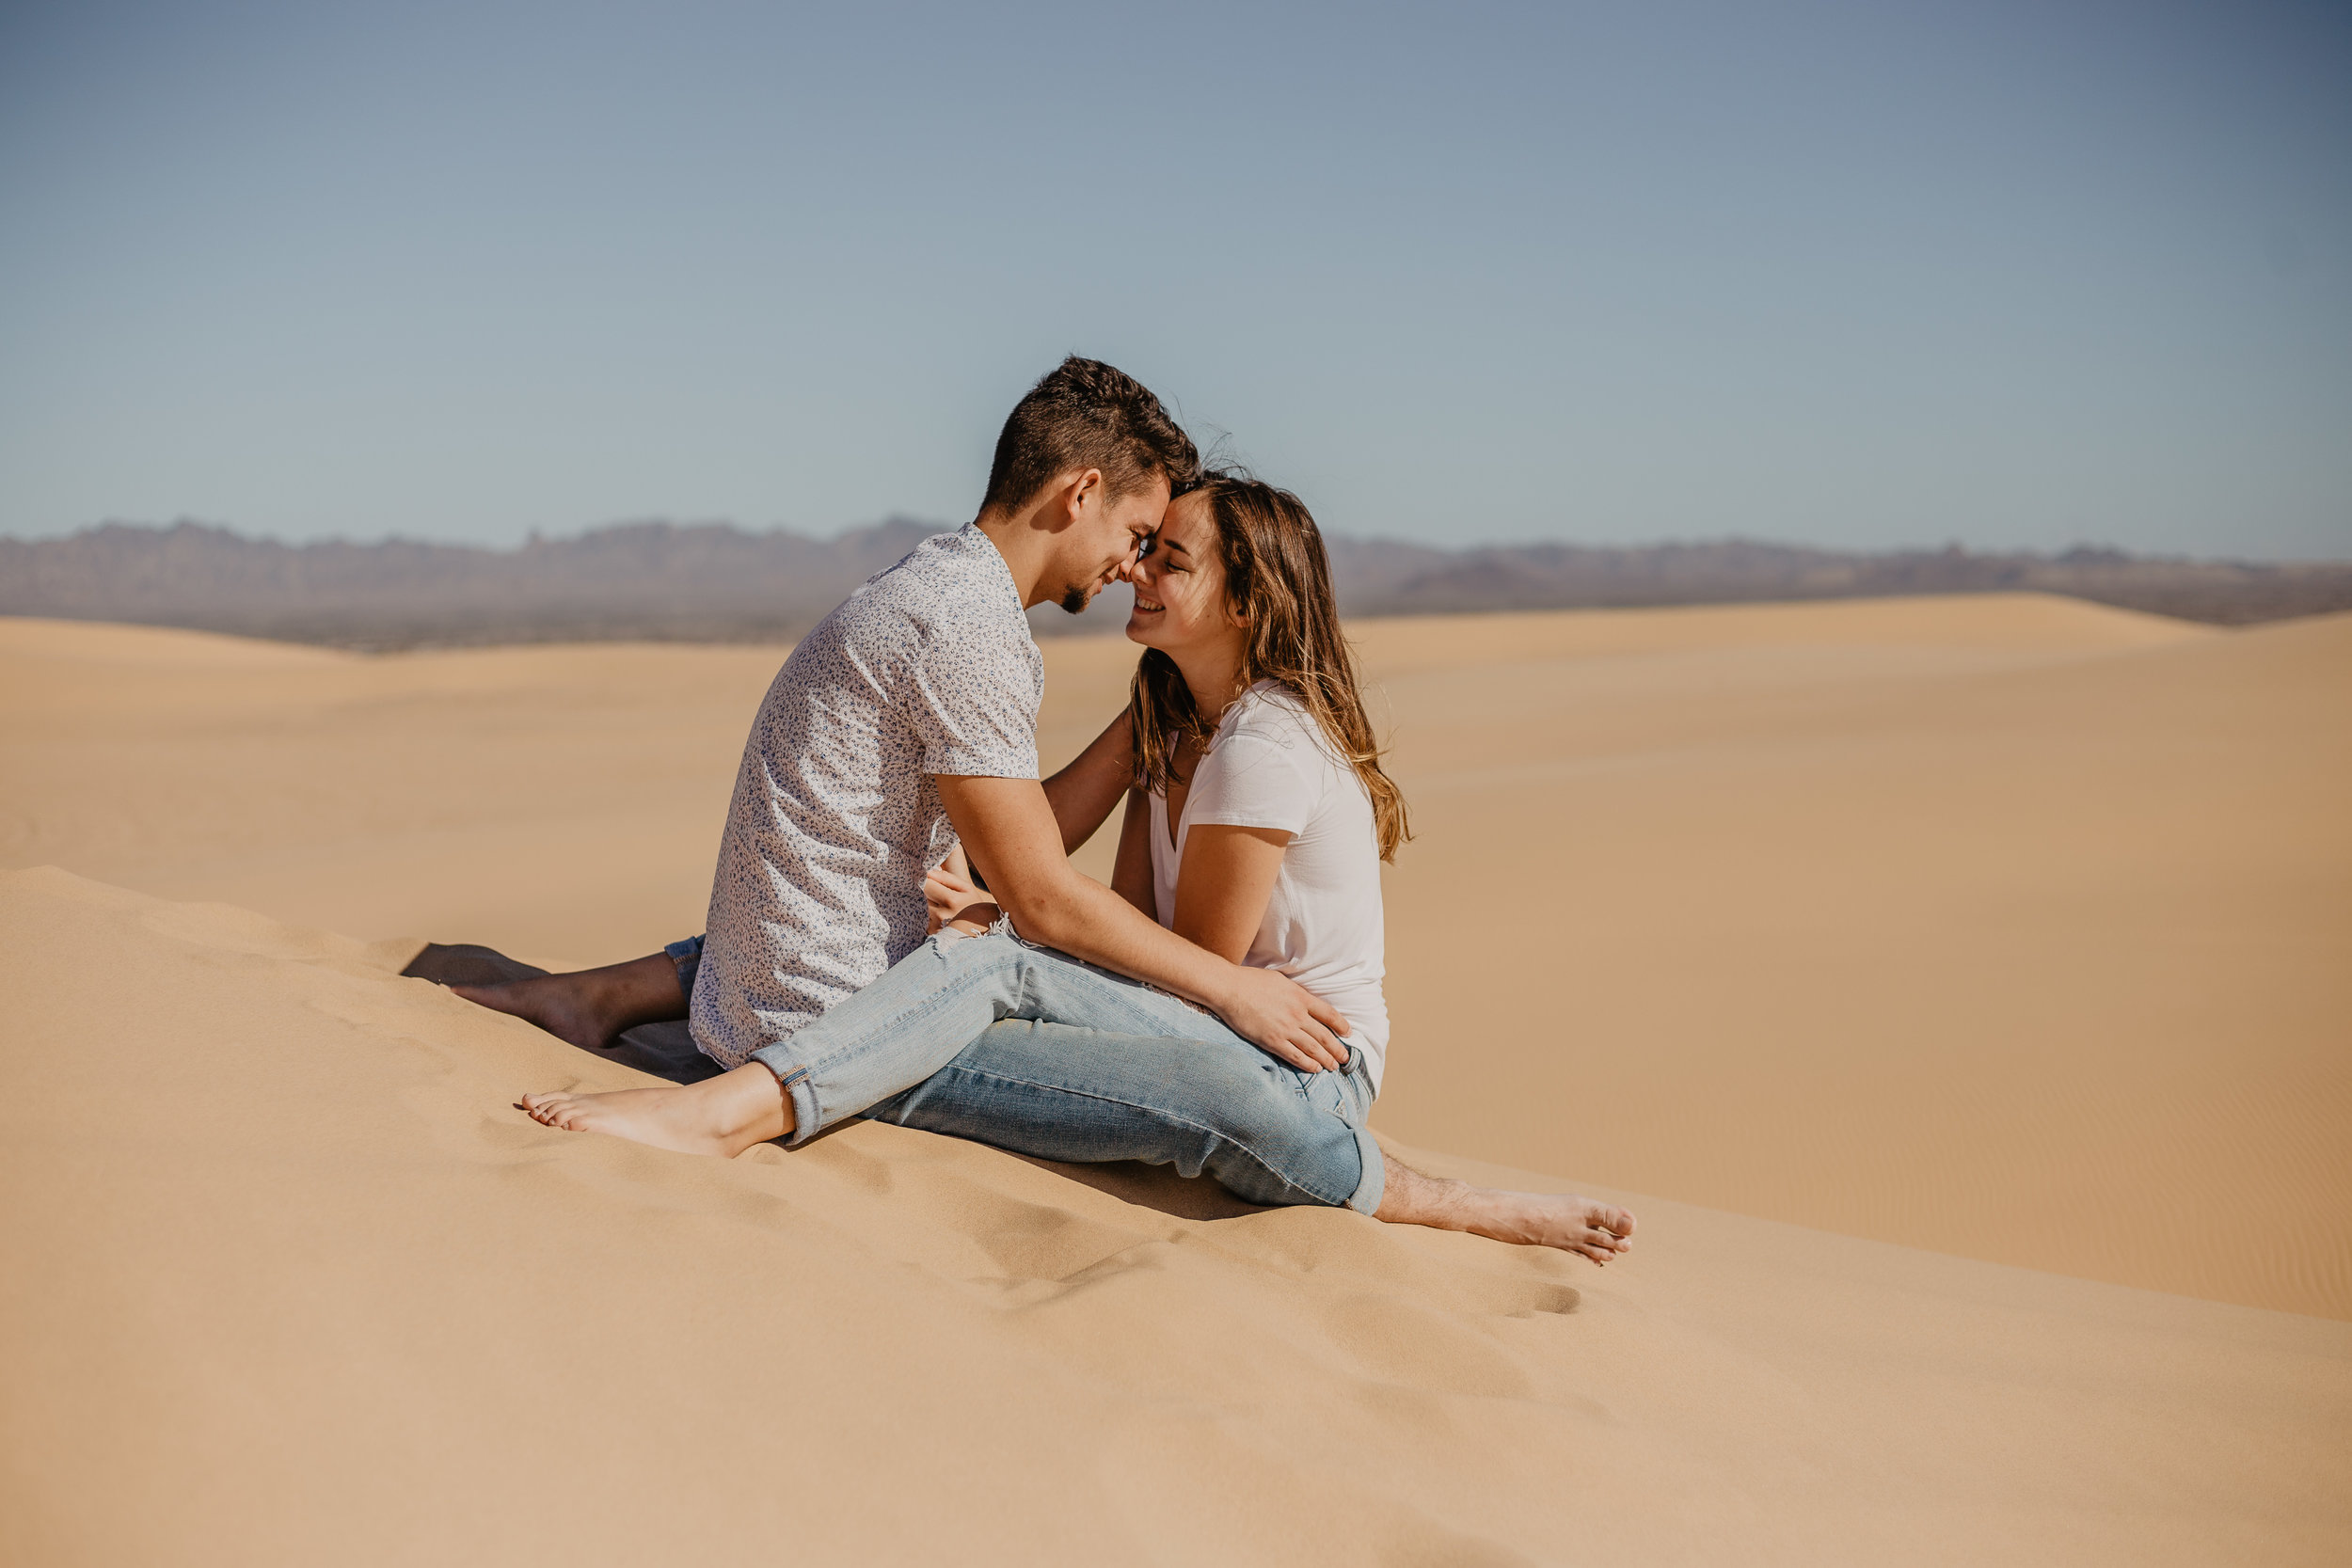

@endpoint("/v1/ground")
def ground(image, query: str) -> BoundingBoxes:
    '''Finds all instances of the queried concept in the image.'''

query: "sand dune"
[3,596,2349,1558]
[4,596,2344,1313]
[3,866,2345,1565]
[1366,603,2352,1319]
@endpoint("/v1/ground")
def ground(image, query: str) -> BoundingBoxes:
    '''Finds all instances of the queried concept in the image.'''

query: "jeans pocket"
[1311,1068,1371,1128]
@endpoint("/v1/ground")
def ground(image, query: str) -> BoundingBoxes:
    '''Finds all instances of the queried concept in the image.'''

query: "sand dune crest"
[3,598,2345,1313]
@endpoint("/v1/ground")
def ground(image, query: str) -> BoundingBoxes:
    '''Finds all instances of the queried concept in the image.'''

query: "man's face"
[1052,473,1171,614]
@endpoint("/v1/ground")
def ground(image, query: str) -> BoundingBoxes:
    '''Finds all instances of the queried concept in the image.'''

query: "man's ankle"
[598,952,690,1029]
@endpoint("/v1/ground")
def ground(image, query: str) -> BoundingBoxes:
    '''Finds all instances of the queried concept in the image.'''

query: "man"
[468,359,1363,1163]
[465,358,1634,1258]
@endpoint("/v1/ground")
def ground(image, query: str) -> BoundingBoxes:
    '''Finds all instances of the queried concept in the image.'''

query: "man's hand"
[937,772,1355,1070]
[1210,964,1352,1074]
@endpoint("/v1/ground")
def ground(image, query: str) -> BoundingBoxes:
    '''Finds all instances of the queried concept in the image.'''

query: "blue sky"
[2,0,2346,557]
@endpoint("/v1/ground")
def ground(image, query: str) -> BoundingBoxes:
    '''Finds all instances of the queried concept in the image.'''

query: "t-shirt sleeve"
[1185,720,1323,836]
[900,618,1041,779]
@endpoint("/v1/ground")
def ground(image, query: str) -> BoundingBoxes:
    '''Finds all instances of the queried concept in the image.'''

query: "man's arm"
[937,773,1349,1072]
[1040,709,1135,857]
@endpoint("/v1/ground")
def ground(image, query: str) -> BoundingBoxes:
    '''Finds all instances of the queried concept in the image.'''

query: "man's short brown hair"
[981,356,1200,514]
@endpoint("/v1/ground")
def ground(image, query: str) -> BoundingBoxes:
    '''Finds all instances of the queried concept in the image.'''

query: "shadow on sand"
[402,941,1270,1223]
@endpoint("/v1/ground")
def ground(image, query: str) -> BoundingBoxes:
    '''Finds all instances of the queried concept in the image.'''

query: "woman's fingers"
[923,866,976,926]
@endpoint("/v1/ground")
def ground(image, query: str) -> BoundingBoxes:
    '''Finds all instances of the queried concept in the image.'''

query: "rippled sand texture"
[2,598,2348,1560]
[4,598,2347,1315]
[1353,600,2352,1319]
[3,866,2346,1566]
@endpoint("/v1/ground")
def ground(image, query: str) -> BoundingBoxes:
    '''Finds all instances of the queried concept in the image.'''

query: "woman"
[513,476,1635,1260]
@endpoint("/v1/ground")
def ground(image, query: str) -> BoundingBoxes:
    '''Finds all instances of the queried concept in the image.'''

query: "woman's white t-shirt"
[1147,681,1391,1092]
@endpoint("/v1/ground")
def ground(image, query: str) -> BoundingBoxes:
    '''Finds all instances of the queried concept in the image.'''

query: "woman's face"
[1125,491,1241,657]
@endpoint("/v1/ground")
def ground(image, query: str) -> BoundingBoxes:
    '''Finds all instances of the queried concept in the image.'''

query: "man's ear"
[1060,468,1104,528]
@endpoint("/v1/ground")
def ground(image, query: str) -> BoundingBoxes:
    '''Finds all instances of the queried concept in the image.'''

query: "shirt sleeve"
[1185,722,1322,836]
[900,617,1041,779]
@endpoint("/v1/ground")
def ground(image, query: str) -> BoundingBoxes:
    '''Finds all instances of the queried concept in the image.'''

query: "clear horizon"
[12,512,2346,567]
[3,1,2347,561]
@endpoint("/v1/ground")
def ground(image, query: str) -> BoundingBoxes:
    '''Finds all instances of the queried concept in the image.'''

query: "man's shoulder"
[851,530,1025,630]
[800,532,1038,720]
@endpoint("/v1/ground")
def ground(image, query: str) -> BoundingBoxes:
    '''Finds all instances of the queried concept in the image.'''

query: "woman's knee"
[1204,1082,1366,1209]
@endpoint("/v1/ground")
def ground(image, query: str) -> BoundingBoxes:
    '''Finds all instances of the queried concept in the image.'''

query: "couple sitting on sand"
[457,357,1635,1261]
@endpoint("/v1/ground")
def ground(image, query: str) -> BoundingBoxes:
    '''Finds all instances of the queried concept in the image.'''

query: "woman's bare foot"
[1375,1156,1636,1263]
[453,952,685,1051]
[518,1062,793,1157]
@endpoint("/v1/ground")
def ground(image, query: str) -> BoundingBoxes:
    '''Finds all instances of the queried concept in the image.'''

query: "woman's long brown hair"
[1130,472,1411,861]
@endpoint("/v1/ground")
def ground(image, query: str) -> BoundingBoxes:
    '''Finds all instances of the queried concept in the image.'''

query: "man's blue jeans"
[671,931,1383,1213]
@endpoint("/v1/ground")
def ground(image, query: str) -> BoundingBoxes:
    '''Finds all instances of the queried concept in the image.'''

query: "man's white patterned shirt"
[691,525,1042,1069]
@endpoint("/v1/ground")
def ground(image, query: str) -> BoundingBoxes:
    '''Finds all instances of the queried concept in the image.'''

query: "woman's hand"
[925,845,1000,936]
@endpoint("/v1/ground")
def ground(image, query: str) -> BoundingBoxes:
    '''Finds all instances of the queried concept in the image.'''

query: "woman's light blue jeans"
[680,930,1384,1214]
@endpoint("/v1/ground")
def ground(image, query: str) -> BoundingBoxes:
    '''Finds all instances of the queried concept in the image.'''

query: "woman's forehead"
[1158,490,1216,548]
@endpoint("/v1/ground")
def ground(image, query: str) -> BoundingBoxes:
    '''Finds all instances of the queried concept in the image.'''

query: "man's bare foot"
[1375,1155,1637,1263]
[452,952,685,1052]
[518,1062,793,1157]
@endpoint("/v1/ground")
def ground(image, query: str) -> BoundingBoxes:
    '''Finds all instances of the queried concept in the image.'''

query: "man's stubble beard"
[1058,582,1092,615]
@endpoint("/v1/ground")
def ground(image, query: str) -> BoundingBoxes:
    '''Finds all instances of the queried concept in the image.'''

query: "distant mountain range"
[4,518,2346,649]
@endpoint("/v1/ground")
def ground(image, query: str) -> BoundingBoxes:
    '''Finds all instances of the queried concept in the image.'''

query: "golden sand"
[3,596,2347,1561]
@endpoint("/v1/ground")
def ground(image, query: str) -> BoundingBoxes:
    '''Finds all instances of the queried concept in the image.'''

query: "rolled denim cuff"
[1343,1122,1386,1215]
[1336,1053,1384,1214]
[663,935,704,1003]
[745,1043,823,1148]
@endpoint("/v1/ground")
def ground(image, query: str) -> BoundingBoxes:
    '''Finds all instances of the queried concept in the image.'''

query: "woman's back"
[1148,680,1391,1091]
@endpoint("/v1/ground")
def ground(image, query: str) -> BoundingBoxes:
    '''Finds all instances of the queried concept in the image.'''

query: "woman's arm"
[1110,788,1156,918]
[1169,825,1292,964]
[1041,708,1136,856]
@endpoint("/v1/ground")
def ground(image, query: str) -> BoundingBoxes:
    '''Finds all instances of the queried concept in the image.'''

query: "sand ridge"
[4,594,2349,1560]
[5,594,2343,1314]
[3,865,2346,1565]
[1370,607,2352,1317]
